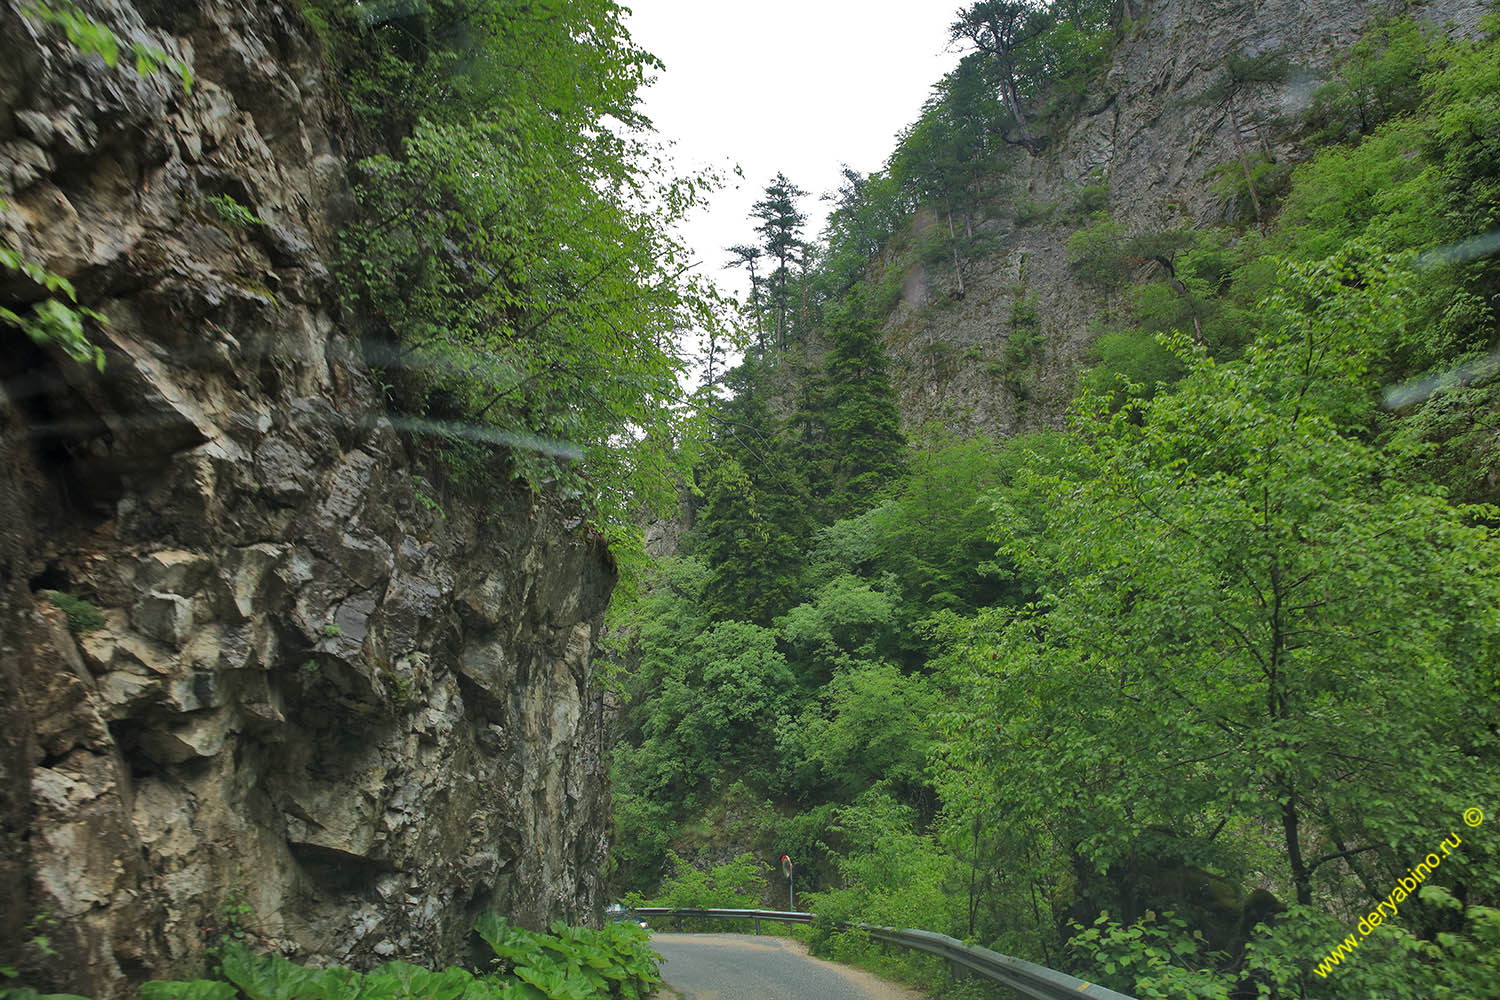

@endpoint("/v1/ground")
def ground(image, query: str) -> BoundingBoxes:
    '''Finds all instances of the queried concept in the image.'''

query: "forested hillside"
[612,2,1500,996]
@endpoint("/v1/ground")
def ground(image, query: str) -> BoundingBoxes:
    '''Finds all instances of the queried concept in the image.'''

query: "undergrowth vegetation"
[0,918,660,1000]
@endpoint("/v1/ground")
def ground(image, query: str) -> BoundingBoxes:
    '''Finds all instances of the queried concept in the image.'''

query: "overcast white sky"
[623,1,962,301]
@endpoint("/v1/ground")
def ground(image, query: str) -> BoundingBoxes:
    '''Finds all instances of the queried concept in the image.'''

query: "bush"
[1066,213,1131,288]
[1078,331,1187,407]
[3,916,663,1000]
[40,591,103,634]
[645,852,770,911]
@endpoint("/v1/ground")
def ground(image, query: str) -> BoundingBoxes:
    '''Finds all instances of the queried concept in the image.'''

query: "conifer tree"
[695,362,811,624]
[949,0,1047,149]
[751,173,809,348]
[726,243,767,352]
[789,296,907,520]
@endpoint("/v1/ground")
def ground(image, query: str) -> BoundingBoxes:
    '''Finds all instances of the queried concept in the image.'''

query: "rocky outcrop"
[881,0,1487,436]
[1,2,614,995]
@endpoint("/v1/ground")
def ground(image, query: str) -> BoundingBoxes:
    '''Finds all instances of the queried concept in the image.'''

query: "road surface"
[652,932,926,1000]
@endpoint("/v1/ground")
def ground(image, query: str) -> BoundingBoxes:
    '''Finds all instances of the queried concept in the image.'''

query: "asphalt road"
[651,932,926,1000]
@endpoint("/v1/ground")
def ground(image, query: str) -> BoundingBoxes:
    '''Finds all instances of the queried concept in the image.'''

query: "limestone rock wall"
[0,2,614,995]
[882,0,1486,436]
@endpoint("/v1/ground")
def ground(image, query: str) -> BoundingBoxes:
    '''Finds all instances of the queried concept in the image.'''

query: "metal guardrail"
[634,907,1139,1000]
[634,906,812,925]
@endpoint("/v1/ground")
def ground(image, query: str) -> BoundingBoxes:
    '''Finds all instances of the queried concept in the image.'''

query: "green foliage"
[609,583,792,874]
[748,173,809,349]
[1208,151,1295,225]
[0,988,89,1000]
[1065,213,1130,288]
[1002,296,1044,371]
[21,1,192,92]
[474,915,661,1000]
[808,791,965,950]
[9,917,661,1000]
[613,18,1500,1000]
[777,662,940,804]
[1067,913,1231,999]
[204,195,264,229]
[775,575,898,685]
[645,853,770,911]
[39,591,103,635]
[310,0,727,585]
[1077,331,1186,407]
[136,983,238,1000]
[1069,171,1111,216]
[1304,17,1439,144]
[948,0,1119,149]
[937,249,1500,990]
[0,230,107,371]
[787,296,908,521]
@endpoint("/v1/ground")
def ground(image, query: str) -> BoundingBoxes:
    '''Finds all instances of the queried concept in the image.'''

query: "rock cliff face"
[0,3,614,995]
[881,0,1486,436]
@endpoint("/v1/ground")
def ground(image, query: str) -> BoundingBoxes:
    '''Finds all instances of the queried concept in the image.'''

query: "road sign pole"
[780,855,794,911]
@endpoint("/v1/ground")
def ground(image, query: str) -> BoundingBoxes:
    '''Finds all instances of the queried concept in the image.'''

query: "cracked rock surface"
[0,2,614,995]
[877,0,1487,438]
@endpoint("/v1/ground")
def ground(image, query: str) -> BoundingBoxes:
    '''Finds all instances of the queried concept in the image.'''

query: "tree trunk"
[946,202,967,299]
[967,813,981,938]
[1282,781,1312,905]
[1004,68,1031,145]
[1226,98,1265,227]
[776,268,787,349]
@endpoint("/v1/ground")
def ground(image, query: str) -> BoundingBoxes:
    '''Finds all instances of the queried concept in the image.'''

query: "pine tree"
[726,243,767,352]
[750,173,809,349]
[695,361,812,624]
[949,1,1047,150]
[824,310,907,514]
[789,295,907,520]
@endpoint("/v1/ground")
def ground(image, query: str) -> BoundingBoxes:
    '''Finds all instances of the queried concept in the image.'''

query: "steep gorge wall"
[882,0,1487,436]
[1,2,614,995]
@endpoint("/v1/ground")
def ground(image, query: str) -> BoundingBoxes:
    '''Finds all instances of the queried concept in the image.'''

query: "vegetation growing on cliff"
[613,7,1500,999]
[2,2,191,371]
[292,0,729,577]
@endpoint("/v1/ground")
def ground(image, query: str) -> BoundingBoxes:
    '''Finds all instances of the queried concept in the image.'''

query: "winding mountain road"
[651,932,926,1000]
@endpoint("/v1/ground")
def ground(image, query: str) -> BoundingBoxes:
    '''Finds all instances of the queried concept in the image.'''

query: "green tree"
[949,0,1047,149]
[1304,17,1439,144]
[777,661,941,806]
[323,0,720,572]
[726,243,768,353]
[940,251,1500,930]
[889,57,1002,297]
[694,363,812,624]
[1193,50,1294,226]
[787,297,907,520]
[646,853,771,910]
[751,173,810,348]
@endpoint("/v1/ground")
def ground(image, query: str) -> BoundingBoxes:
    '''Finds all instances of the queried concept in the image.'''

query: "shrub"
[40,590,104,634]
[1066,213,1131,288]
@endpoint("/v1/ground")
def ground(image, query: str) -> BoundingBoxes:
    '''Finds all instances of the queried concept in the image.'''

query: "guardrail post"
[949,960,968,981]
[753,917,761,935]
